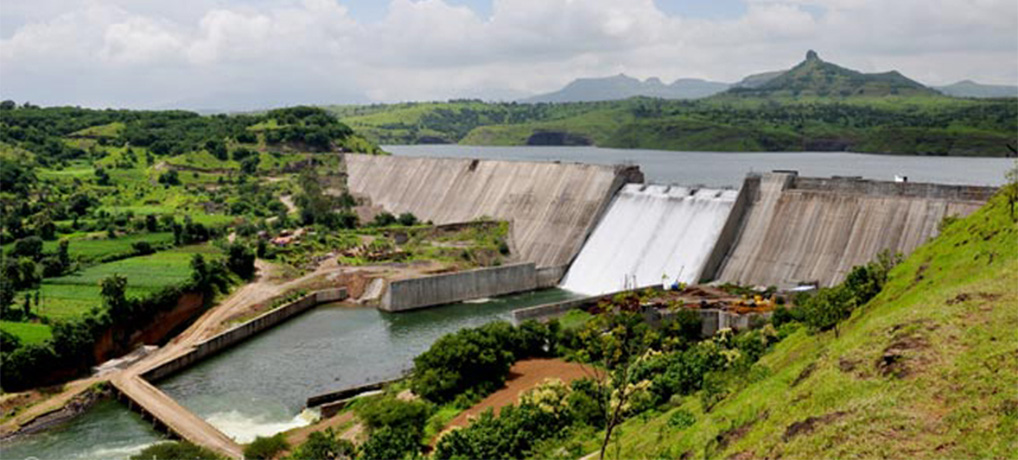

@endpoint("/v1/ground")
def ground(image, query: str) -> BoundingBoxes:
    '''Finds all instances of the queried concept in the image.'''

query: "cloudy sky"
[2,0,1016,110]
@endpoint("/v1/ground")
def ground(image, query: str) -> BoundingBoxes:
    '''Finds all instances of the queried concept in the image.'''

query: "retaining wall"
[345,154,642,268]
[143,288,347,382]
[699,176,756,283]
[381,263,537,312]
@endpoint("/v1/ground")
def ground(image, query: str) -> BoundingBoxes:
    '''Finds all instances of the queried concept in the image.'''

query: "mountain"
[725,50,938,98]
[934,80,1018,98]
[731,70,785,89]
[522,74,730,103]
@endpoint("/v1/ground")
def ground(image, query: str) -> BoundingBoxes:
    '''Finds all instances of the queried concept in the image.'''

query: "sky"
[1,0,1016,110]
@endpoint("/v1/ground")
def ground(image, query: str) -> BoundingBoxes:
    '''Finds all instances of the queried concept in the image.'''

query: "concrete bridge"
[110,374,242,459]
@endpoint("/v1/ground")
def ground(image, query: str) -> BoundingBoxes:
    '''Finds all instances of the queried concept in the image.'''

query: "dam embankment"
[381,263,539,312]
[345,154,643,271]
[712,172,996,288]
[559,184,739,295]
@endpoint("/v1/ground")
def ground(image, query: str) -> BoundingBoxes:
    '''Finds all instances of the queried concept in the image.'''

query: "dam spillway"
[560,184,739,295]
[712,172,996,288]
[345,154,642,271]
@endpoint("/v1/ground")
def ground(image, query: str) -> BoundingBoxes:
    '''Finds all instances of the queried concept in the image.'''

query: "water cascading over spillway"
[560,184,738,295]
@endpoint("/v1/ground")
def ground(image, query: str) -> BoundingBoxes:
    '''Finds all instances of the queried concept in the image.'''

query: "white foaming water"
[206,408,318,444]
[560,184,738,295]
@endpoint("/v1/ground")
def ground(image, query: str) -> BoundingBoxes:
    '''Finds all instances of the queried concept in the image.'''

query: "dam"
[560,184,739,295]
[345,154,643,272]
[711,172,997,288]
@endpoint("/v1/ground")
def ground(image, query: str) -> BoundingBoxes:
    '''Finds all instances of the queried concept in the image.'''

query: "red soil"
[446,358,593,430]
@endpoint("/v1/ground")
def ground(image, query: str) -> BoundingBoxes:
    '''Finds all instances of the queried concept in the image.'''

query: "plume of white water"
[560,184,737,296]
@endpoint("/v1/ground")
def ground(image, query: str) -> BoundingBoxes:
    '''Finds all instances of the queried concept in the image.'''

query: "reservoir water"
[384,145,1011,187]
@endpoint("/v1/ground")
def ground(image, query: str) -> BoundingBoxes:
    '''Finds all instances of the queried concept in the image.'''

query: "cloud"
[0,0,1015,109]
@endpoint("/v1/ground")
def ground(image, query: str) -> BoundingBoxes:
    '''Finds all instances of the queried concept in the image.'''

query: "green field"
[2,232,175,264]
[549,193,1017,458]
[32,245,220,320]
[0,321,52,345]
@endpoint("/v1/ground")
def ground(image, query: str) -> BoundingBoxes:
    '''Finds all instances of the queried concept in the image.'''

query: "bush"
[433,380,574,459]
[244,434,289,460]
[668,409,695,429]
[354,395,429,434]
[130,441,224,460]
[285,428,355,460]
[131,241,154,255]
[359,426,421,460]
[226,243,256,279]
[411,321,553,404]
[396,212,418,226]
[371,212,397,227]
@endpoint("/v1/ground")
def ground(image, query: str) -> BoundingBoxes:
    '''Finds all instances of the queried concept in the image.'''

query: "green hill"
[556,190,1018,458]
[726,50,938,98]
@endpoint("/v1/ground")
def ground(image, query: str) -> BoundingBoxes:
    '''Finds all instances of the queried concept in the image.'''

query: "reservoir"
[384,145,1011,187]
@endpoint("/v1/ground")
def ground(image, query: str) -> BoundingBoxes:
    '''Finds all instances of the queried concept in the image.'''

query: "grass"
[32,245,221,320]
[558,309,593,330]
[554,193,1018,458]
[0,321,53,345]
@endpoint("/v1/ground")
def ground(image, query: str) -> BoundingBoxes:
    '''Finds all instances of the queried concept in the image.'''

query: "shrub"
[244,434,289,460]
[396,212,418,226]
[130,441,224,460]
[359,426,421,460]
[226,243,256,279]
[285,428,355,460]
[433,380,573,459]
[411,321,553,404]
[131,241,155,255]
[668,409,695,429]
[371,212,396,227]
[354,395,430,434]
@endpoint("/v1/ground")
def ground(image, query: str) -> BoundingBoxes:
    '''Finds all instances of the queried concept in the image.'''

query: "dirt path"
[445,358,592,430]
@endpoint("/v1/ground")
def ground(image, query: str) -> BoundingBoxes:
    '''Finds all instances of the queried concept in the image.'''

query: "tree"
[226,243,256,279]
[240,155,260,175]
[190,254,210,288]
[145,214,158,232]
[11,236,43,260]
[158,170,181,186]
[286,428,355,460]
[16,257,40,290]
[100,274,130,319]
[1005,158,1018,221]
[397,212,418,226]
[57,240,71,269]
[244,434,289,460]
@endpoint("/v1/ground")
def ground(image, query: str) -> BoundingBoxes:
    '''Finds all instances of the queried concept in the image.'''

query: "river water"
[2,289,576,459]
[384,145,1011,187]
[1,400,165,460]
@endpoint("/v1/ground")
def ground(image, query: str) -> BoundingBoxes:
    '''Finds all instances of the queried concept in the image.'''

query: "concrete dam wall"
[560,184,739,295]
[381,263,538,312]
[345,154,642,269]
[712,172,995,288]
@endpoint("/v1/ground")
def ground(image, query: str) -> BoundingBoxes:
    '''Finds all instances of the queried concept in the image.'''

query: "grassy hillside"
[558,192,1017,458]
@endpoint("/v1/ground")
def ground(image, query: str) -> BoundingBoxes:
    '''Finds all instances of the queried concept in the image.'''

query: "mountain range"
[523,51,1017,102]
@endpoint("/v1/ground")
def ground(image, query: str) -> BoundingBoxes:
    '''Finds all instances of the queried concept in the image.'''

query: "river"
[2,289,576,459]
[384,145,1011,187]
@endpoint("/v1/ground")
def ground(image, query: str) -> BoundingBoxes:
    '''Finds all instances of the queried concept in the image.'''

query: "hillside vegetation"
[557,191,1017,458]
[333,52,1017,156]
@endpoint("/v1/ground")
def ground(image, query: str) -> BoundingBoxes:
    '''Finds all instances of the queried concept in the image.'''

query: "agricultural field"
[0,321,51,345]
[25,245,221,322]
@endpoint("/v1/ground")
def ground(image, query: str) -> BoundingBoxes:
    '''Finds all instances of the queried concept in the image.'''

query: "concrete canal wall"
[144,288,347,382]
[345,154,643,269]
[381,263,538,312]
[711,172,996,288]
